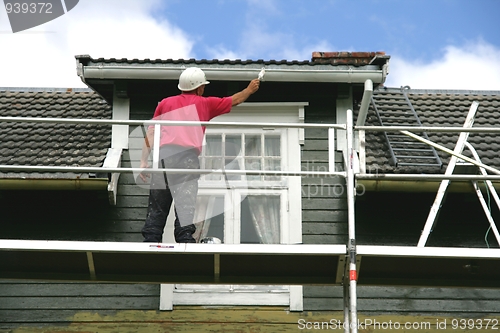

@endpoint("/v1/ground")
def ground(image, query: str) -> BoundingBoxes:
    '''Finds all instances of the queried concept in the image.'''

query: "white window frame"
[160,102,307,311]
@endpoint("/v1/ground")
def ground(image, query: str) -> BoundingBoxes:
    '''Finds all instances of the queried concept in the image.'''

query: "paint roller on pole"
[258,68,265,81]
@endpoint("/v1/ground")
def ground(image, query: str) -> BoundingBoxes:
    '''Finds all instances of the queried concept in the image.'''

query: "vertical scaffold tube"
[346,109,358,332]
[153,124,161,169]
[343,273,350,333]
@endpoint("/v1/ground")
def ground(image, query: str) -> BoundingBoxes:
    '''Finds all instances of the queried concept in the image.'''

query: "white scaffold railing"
[4,110,500,332]
[0,113,358,330]
[0,116,346,178]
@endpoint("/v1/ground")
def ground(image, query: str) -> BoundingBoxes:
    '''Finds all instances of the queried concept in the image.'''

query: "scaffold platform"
[0,240,347,285]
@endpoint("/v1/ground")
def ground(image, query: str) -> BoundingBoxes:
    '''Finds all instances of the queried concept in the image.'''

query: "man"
[140,67,260,243]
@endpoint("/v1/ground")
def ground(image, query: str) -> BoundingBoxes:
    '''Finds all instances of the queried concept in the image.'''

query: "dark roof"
[76,52,391,105]
[361,87,500,174]
[76,51,389,67]
[0,88,112,179]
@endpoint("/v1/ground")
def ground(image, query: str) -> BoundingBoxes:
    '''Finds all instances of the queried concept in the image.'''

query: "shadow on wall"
[355,191,500,248]
[0,190,120,241]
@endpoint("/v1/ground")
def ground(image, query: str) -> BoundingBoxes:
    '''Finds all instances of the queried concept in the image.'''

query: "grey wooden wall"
[0,282,159,329]
[0,175,158,329]
[301,104,346,311]
[302,285,500,314]
[0,108,158,328]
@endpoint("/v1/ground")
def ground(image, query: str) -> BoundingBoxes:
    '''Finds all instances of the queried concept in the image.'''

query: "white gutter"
[0,178,108,190]
[103,148,123,206]
[356,79,373,126]
[76,60,107,101]
[355,80,373,172]
[80,66,387,84]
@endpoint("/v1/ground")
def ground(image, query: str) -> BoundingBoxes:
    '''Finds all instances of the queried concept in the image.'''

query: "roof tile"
[0,88,111,179]
[361,88,500,174]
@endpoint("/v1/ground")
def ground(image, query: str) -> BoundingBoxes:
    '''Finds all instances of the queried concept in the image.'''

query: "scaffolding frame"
[2,108,500,332]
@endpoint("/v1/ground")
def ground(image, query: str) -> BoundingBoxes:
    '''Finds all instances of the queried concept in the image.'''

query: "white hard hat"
[178,67,210,91]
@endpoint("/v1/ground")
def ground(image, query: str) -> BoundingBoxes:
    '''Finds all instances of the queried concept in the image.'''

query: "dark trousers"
[141,145,200,242]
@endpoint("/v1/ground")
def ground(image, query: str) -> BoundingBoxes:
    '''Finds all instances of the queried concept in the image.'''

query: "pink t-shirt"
[150,94,232,154]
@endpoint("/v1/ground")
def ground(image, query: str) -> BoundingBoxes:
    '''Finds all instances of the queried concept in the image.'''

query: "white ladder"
[418,102,500,247]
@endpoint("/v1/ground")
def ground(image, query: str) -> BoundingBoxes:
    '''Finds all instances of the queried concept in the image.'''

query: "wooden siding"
[0,171,159,330]
[301,125,347,246]
[1,308,499,332]
[302,107,347,312]
[304,285,500,314]
[0,282,159,324]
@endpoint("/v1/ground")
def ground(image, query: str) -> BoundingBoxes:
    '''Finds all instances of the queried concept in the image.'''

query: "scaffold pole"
[346,109,358,332]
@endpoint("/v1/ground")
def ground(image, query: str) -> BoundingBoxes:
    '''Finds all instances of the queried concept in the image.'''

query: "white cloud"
[386,40,500,91]
[206,45,240,60]
[0,0,194,88]
[239,26,292,60]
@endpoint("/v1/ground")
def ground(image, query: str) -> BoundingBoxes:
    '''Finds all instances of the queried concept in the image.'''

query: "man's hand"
[139,161,151,183]
[247,78,260,94]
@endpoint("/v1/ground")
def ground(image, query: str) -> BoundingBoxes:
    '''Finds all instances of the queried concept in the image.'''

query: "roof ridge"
[377,87,500,95]
[74,56,390,67]
[0,87,93,93]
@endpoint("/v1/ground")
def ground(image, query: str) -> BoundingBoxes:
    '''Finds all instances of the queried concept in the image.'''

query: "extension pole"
[346,109,358,332]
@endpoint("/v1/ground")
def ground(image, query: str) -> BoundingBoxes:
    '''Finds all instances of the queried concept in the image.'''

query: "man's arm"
[231,79,260,106]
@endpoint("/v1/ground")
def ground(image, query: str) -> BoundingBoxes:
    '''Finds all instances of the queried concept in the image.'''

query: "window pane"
[193,196,225,242]
[245,135,261,156]
[225,158,241,181]
[264,158,281,181]
[204,158,222,181]
[244,158,261,181]
[240,197,262,244]
[241,195,280,244]
[205,135,222,156]
[225,135,241,157]
[264,136,280,156]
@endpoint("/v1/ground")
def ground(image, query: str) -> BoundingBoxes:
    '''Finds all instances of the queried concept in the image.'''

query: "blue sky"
[1,0,499,89]
[163,0,499,61]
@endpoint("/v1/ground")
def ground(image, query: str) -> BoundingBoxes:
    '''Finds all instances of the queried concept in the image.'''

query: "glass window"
[200,133,282,182]
[192,195,225,243]
[241,195,280,244]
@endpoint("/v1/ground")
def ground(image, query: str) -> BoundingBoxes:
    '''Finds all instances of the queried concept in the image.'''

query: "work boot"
[174,223,197,243]
[200,237,222,244]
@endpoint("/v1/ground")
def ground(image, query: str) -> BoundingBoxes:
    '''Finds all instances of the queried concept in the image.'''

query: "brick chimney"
[312,51,387,66]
